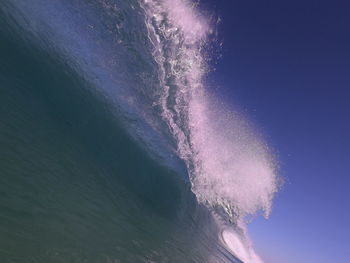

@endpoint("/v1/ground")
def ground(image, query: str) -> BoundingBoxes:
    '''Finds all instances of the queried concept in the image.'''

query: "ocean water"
[0,1,278,262]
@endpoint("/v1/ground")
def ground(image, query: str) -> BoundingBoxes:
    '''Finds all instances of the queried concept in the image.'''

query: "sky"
[202,0,350,262]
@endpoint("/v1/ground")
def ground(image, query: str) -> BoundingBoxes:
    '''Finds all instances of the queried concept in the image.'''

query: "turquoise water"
[0,1,278,262]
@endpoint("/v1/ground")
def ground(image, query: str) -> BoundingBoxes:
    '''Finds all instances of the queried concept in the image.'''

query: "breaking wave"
[0,0,279,262]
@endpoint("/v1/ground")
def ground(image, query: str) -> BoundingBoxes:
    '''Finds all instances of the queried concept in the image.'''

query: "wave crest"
[142,0,279,262]
[142,0,278,222]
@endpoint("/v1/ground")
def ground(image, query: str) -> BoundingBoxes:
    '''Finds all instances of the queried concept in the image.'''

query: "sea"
[0,1,279,262]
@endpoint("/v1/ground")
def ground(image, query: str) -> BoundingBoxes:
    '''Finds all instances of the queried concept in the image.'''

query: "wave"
[0,0,279,262]
[141,1,279,261]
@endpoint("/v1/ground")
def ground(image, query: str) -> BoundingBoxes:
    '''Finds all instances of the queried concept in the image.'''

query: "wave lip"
[142,0,279,262]
[142,0,279,223]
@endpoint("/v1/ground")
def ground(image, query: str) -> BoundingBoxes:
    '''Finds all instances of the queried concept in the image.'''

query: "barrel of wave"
[222,228,264,263]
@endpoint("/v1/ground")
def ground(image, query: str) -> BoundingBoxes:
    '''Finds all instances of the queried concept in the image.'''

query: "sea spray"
[189,91,278,219]
[142,0,279,262]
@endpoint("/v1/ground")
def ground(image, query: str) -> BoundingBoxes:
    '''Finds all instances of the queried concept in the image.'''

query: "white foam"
[162,0,209,43]
[142,0,279,262]
[189,91,278,218]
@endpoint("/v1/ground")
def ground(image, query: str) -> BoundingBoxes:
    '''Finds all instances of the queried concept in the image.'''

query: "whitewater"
[142,1,279,261]
[0,0,279,262]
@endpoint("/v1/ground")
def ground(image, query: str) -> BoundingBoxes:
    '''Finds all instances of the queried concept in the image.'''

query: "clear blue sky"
[202,0,350,262]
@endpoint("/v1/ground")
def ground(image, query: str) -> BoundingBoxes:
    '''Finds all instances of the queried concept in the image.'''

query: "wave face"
[0,1,278,263]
